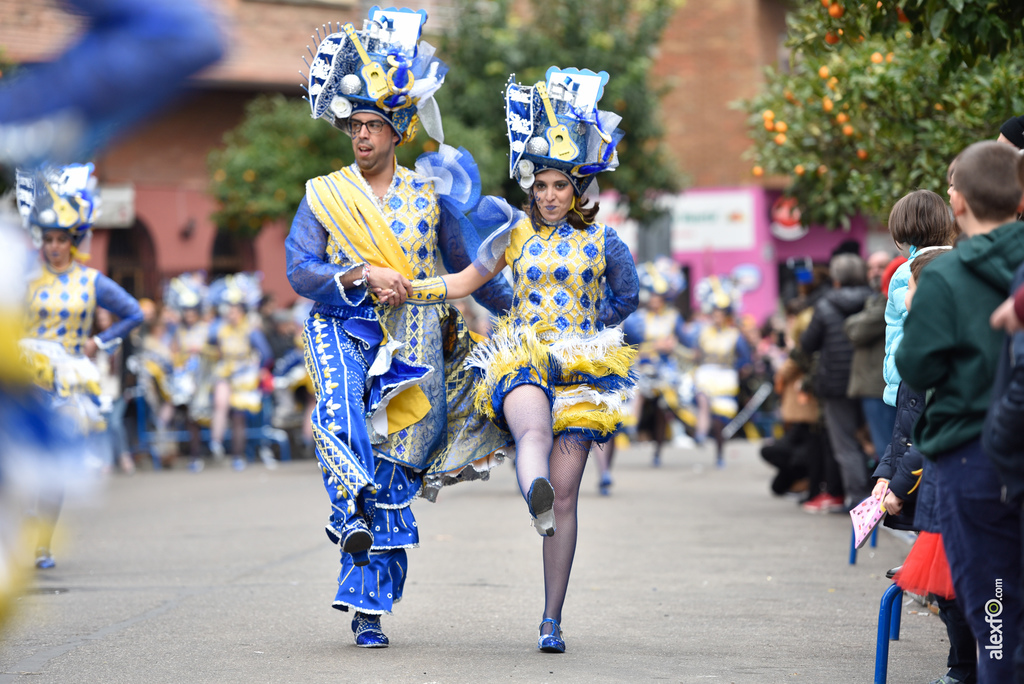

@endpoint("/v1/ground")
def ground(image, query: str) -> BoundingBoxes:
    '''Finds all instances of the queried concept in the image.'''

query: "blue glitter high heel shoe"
[538,618,565,653]
[35,548,55,570]
[598,472,613,496]
[527,477,555,537]
[340,518,373,567]
[351,612,389,648]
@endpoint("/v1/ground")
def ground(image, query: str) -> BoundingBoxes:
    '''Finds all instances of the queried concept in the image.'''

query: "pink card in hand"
[850,496,886,549]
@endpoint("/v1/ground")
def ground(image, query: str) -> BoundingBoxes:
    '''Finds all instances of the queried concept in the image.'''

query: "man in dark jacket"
[897,141,1024,683]
[800,253,875,507]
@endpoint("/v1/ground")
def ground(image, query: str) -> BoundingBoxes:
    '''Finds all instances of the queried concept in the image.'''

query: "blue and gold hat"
[209,272,263,311]
[165,272,208,312]
[505,67,624,195]
[302,7,448,146]
[15,163,99,244]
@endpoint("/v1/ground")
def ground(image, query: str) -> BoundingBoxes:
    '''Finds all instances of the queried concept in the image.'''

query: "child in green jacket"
[896,140,1024,682]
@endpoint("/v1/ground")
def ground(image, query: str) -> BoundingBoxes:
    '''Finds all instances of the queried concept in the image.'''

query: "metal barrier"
[874,582,904,684]
[849,523,879,565]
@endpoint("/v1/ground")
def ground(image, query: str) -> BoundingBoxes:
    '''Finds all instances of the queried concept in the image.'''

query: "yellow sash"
[306,167,430,435]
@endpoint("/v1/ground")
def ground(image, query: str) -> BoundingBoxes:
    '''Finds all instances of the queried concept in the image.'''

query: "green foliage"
[802,0,1024,68]
[208,0,682,232]
[741,3,1024,229]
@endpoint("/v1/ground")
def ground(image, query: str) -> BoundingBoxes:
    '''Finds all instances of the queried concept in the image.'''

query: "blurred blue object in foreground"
[0,0,224,167]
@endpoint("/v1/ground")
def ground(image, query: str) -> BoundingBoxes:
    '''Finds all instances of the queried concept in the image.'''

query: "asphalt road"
[0,440,950,683]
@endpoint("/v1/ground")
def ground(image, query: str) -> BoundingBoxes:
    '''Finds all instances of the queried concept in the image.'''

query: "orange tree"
[809,0,1024,69]
[742,2,1024,228]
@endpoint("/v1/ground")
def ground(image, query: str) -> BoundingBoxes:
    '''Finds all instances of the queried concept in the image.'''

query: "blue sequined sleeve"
[598,226,639,328]
[285,197,368,307]
[94,272,143,348]
[436,205,513,316]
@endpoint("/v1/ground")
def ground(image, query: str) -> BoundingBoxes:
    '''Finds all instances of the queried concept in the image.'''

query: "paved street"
[0,441,949,683]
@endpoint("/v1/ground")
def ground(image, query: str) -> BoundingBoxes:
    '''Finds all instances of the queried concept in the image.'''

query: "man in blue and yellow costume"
[284,8,513,648]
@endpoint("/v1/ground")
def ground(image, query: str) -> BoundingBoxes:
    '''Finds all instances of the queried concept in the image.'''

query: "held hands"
[367,266,412,307]
[990,296,1023,333]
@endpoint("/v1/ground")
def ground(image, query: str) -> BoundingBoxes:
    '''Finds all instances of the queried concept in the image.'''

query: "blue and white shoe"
[351,612,389,648]
[528,477,555,537]
[598,472,613,497]
[188,458,205,474]
[231,457,246,471]
[35,549,55,570]
[538,618,565,653]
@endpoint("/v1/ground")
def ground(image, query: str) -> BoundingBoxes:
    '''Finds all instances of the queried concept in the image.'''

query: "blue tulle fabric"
[417,146,513,316]
[0,0,223,165]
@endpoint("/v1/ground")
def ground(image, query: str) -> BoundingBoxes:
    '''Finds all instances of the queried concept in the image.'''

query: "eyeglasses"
[345,118,387,136]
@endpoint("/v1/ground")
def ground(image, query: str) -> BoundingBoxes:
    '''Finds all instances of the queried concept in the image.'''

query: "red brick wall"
[652,0,788,188]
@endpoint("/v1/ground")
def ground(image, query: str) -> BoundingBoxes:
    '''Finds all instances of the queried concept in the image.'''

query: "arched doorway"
[106,219,158,299]
[209,229,256,279]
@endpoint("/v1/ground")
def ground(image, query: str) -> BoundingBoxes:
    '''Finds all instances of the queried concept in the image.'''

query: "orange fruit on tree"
[934,103,944,111]
[828,76,839,89]
[886,52,894,63]
[752,166,764,177]
[857,149,868,160]
[836,112,849,124]
[817,164,828,175]
[825,32,840,45]
[774,133,787,145]
[842,124,854,136]
[822,96,834,112]
[818,65,830,79]
[828,2,844,18]
[897,8,909,23]
[774,121,788,133]
[876,0,882,7]
[821,0,830,7]
[764,120,775,131]
[871,52,884,64]
[794,164,806,176]
[762,109,775,120]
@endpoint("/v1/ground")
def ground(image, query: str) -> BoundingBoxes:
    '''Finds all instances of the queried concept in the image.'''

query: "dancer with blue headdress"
[17,163,143,568]
[285,7,514,648]
[391,66,639,653]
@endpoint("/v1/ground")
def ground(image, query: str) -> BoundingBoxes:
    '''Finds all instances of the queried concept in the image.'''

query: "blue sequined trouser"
[303,311,420,615]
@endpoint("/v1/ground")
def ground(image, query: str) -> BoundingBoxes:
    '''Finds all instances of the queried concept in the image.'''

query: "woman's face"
[42,230,72,269]
[532,170,575,225]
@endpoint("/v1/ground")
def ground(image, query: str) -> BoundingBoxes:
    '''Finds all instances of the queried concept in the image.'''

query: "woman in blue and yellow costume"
[16,164,143,568]
[206,273,272,471]
[397,67,639,653]
[285,8,514,648]
[622,260,693,468]
[165,272,215,471]
[691,275,751,467]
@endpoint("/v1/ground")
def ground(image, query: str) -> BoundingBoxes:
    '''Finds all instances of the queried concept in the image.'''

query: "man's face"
[348,113,398,176]
[866,252,889,288]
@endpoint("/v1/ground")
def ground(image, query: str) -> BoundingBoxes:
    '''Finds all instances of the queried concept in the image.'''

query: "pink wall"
[670,187,867,323]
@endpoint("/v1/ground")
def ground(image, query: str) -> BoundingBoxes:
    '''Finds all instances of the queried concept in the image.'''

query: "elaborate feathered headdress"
[302,6,448,146]
[15,163,100,246]
[505,67,624,195]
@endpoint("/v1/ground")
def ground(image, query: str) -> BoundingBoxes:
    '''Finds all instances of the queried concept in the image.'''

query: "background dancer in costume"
[623,261,692,468]
[206,273,272,471]
[17,164,142,568]
[397,67,638,653]
[691,279,751,467]
[285,9,513,648]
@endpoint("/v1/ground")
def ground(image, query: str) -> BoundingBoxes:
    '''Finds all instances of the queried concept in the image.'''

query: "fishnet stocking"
[541,434,590,631]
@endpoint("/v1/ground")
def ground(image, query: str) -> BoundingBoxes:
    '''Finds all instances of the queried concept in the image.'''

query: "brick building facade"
[2,0,790,305]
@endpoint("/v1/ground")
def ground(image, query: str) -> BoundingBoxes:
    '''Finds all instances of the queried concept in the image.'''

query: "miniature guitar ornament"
[850,496,886,549]
[342,23,389,100]
[536,82,579,162]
